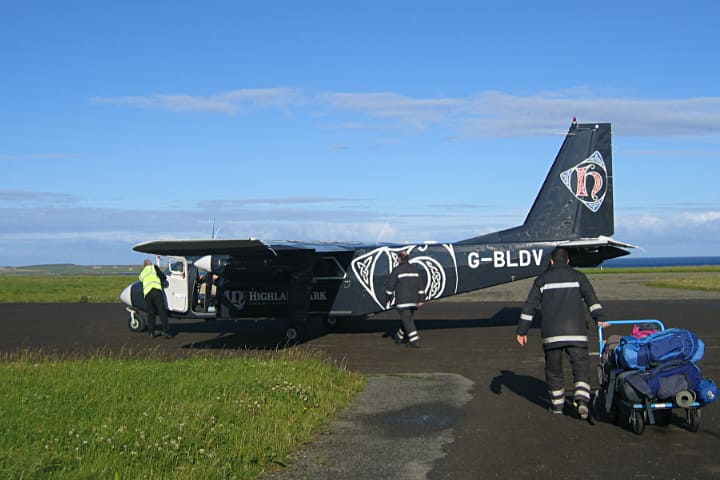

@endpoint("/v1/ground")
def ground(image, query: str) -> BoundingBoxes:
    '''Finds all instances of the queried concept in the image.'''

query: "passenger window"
[170,261,184,274]
[314,257,346,280]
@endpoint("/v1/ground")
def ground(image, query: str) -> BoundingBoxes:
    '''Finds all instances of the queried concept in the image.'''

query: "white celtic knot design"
[350,244,458,309]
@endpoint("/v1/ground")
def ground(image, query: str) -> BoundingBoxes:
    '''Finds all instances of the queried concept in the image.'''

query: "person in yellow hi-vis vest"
[139,259,171,338]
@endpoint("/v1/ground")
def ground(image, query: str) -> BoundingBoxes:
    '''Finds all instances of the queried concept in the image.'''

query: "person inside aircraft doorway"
[385,250,425,348]
[516,248,608,419]
[139,258,171,338]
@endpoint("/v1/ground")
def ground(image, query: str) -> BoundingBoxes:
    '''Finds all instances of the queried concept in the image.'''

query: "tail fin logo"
[560,151,608,213]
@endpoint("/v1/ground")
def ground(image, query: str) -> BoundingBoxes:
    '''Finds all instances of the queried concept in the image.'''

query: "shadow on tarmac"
[490,369,548,411]
[175,306,524,350]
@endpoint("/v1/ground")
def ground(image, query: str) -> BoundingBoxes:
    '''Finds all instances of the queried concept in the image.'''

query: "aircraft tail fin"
[463,120,614,244]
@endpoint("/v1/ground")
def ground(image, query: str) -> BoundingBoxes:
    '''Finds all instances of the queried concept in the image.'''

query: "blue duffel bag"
[614,328,705,370]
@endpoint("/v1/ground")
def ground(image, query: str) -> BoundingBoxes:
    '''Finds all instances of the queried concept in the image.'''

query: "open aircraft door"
[313,255,351,319]
[164,256,190,313]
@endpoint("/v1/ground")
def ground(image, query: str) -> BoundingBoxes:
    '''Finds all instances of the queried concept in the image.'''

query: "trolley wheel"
[630,409,645,435]
[686,408,701,432]
[128,310,146,332]
[285,325,304,344]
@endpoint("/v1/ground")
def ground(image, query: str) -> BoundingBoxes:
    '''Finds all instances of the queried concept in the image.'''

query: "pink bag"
[631,323,659,339]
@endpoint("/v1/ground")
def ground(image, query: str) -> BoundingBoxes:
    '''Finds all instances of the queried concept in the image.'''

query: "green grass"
[646,275,720,292]
[0,265,141,276]
[0,349,365,480]
[584,266,720,292]
[2,267,719,303]
[0,276,134,303]
[583,265,720,274]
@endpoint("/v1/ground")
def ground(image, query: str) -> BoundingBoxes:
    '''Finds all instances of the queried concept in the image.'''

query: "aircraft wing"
[133,239,283,256]
[132,239,365,257]
[134,239,369,280]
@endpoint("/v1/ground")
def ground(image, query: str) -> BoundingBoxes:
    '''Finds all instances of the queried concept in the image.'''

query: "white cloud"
[620,150,720,158]
[317,90,720,138]
[0,190,80,205]
[684,211,720,223]
[196,196,366,208]
[617,208,720,232]
[89,87,720,138]
[614,207,720,256]
[89,87,304,114]
[2,198,718,265]
[316,91,466,130]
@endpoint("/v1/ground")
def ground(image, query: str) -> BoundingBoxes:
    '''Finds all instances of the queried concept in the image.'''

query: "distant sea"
[602,256,720,268]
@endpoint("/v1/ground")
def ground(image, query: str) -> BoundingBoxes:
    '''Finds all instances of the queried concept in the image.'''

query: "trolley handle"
[598,319,666,354]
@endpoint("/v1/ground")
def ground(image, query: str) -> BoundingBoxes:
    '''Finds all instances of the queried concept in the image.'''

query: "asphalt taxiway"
[1,284,719,479]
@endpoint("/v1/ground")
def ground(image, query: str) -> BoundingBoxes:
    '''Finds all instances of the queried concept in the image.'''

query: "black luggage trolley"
[594,319,701,434]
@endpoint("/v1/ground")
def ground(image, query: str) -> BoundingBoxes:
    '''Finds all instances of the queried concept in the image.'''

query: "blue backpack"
[620,361,701,401]
[614,328,705,370]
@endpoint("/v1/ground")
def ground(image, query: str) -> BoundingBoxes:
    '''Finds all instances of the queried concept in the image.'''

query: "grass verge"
[583,265,720,274]
[646,275,720,292]
[0,349,365,479]
[0,276,133,303]
[2,267,719,303]
[585,266,720,292]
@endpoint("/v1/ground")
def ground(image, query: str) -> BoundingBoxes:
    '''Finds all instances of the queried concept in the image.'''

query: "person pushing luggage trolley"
[516,248,608,419]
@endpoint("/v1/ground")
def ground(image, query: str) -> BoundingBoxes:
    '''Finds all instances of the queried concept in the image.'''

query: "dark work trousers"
[398,308,420,343]
[145,288,169,333]
[544,346,591,410]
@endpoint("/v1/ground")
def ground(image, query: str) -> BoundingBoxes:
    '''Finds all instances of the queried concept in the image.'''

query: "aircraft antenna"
[375,223,389,245]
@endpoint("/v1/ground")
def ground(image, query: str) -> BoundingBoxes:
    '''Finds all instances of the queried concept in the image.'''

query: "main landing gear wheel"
[285,325,305,344]
[127,309,146,332]
[324,316,344,330]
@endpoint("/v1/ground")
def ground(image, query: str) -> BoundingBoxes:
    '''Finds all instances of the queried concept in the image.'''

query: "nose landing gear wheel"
[127,309,147,332]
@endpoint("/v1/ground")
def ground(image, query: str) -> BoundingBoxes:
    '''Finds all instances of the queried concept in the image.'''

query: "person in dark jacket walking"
[385,250,425,348]
[516,248,608,419]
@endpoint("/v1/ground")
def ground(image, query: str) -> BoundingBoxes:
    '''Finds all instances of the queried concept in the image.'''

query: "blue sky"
[2,1,719,266]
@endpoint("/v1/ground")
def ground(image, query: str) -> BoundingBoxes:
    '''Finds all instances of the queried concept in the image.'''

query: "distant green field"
[646,275,720,292]
[584,266,720,293]
[1,266,719,303]
[0,264,140,276]
[583,265,720,275]
[0,276,135,303]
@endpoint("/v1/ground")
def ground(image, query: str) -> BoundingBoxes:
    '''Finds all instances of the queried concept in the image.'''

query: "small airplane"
[120,119,634,342]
